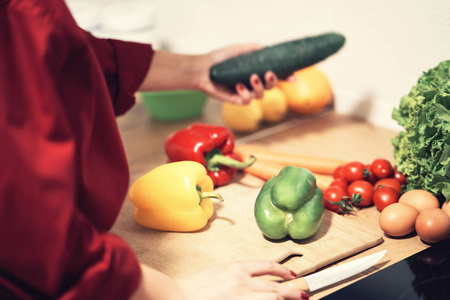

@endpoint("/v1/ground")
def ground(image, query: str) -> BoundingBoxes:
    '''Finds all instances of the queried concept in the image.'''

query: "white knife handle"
[282,277,310,292]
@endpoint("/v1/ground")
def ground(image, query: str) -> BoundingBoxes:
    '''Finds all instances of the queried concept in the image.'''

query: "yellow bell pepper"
[129,161,224,232]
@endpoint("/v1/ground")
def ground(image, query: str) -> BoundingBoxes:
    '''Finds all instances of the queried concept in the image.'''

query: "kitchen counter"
[112,97,430,299]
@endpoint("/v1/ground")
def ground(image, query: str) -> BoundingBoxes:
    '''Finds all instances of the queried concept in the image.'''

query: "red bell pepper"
[165,123,255,186]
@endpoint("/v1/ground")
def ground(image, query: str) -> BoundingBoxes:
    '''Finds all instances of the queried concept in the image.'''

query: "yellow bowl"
[141,90,208,121]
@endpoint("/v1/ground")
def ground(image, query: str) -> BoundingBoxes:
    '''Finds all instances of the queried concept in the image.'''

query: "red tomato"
[371,158,393,179]
[365,163,377,184]
[348,180,374,207]
[374,178,402,196]
[333,165,346,179]
[343,161,368,182]
[329,178,349,191]
[324,186,352,213]
[373,186,399,211]
[393,167,407,185]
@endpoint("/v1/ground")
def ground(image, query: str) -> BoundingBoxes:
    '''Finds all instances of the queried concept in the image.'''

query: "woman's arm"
[129,264,182,300]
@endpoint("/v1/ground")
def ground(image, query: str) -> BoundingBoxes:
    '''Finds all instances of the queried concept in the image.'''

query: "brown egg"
[379,203,420,237]
[415,208,450,244]
[398,189,440,213]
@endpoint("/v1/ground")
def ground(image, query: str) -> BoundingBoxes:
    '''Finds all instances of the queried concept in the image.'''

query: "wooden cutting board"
[123,173,383,279]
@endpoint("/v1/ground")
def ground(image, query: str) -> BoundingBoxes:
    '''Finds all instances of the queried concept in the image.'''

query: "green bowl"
[141,90,208,121]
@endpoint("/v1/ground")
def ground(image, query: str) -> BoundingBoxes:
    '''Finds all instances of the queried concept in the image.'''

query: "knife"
[283,250,387,292]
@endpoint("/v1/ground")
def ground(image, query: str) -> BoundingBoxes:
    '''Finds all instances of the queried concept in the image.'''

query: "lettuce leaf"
[392,60,450,202]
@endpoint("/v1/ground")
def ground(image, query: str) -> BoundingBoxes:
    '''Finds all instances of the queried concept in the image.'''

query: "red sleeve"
[84,32,154,116]
[0,1,151,299]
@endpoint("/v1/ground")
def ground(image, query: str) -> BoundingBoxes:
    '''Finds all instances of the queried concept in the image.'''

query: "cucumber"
[209,32,345,89]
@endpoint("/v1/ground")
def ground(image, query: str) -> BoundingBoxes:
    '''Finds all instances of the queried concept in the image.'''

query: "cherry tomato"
[393,167,407,185]
[373,186,399,211]
[329,178,349,191]
[324,186,352,214]
[333,165,346,179]
[365,163,377,184]
[348,180,374,207]
[374,178,402,196]
[371,158,393,179]
[343,161,368,182]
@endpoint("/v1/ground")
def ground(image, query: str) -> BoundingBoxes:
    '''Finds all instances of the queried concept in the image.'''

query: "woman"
[0,1,307,299]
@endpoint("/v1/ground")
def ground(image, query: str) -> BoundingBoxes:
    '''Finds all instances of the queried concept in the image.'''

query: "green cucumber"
[209,32,345,89]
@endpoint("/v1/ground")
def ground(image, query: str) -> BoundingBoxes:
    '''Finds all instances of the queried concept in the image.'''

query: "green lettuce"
[392,60,450,202]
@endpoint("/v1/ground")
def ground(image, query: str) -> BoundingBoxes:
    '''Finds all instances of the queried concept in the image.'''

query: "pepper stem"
[197,186,224,205]
[205,149,256,172]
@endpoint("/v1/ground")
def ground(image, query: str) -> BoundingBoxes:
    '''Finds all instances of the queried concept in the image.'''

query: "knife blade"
[283,250,387,292]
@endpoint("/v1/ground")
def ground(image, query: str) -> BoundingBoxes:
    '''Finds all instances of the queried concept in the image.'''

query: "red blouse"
[0,0,153,299]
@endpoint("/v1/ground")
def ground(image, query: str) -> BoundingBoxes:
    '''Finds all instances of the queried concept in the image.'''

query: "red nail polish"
[301,291,310,299]
[290,270,297,277]
[268,74,275,82]
[237,84,245,91]
[253,78,260,85]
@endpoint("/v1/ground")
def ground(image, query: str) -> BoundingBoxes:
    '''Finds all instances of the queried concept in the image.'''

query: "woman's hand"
[131,262,308,300]
[199,44,281,105]
[178,260,309,300]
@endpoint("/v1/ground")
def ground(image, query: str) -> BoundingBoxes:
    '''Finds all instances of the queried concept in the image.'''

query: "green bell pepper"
[254,166,325,240]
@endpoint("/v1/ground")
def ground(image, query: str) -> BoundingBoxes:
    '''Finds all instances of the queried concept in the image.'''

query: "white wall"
[68,0,450,131]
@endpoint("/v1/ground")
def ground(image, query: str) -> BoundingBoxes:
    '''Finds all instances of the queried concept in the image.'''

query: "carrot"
[235,145,348,175]
[243,160,285,181]
[242,159,333,191]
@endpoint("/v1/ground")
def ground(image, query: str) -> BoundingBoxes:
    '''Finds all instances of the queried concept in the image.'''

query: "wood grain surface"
[116,174,382,279]
[112,100,430,299]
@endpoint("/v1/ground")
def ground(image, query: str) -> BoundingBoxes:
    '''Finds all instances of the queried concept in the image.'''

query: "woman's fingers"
[239,260,297,280]
[249,74,264,99]
[235,83,252,104]
[230,70,297,104]
[178,260,309,300]
[234,72,274,103]
[241,261,310,300]
[264,71,279,89]
[250,279,306,300]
